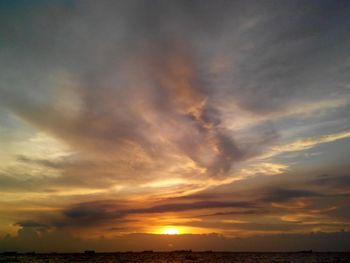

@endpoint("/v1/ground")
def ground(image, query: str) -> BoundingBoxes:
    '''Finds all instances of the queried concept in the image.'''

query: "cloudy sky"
[1,0,350,252]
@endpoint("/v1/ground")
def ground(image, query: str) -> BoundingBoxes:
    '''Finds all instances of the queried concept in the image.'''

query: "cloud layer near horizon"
[2,231,350,252]
[0,0,350,251]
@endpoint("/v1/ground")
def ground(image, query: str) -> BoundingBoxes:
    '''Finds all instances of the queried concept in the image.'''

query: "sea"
[0,252,349,263]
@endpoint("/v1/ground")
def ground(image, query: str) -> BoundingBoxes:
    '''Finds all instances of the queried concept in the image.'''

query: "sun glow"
[162,228,180,235]
[152,224,209,235]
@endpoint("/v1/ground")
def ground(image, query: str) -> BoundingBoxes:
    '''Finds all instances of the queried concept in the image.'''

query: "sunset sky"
[0,0,350,252]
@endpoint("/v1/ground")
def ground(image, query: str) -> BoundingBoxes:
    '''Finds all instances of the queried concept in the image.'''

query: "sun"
[162,228,180,235]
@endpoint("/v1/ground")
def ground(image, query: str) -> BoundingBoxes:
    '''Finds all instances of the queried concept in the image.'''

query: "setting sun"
[162,228,180,235]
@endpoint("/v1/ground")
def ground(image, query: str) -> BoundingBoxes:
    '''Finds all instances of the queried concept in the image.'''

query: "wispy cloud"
[0,0,350,250]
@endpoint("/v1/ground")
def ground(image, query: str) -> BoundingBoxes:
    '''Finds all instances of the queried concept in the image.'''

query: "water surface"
[1,252,350,263]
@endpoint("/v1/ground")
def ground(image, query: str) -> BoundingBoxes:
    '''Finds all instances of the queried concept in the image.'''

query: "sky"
[0,0,350,252]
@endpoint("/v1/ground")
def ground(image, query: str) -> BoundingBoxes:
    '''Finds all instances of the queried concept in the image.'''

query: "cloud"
[200,209,268,218]
[2,0,348,191]
[0,2,249,189]
[0,0,350,249]
[0,0,349,191]
[1,228,350,252]
[266,131,350,158]
[58,200,256,228]
[313,174,350,190]
[16,155,65,169]
[15,220,48,232]
[5,168,350,241]
[261,188,322,202]
[130,201,255,214]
